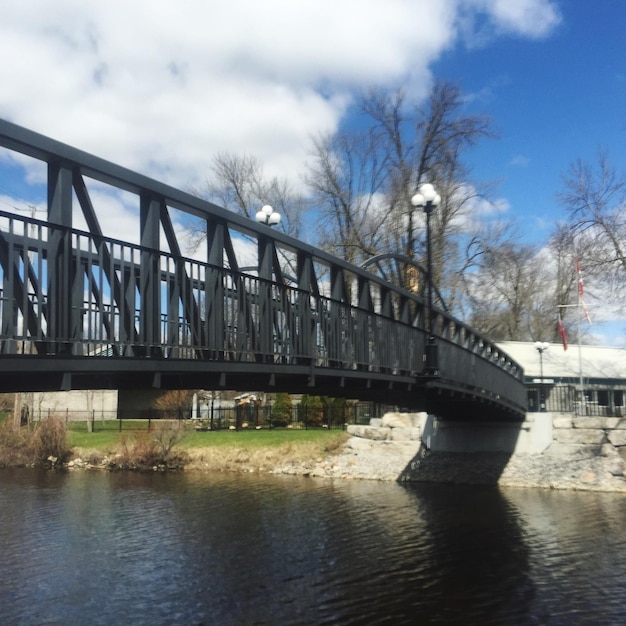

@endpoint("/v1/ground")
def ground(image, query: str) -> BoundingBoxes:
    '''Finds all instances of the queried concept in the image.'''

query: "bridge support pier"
[348,412,552,455]
[421,413,553,455]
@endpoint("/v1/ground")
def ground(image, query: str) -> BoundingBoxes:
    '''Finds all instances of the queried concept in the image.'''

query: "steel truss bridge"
[0,119,526,420]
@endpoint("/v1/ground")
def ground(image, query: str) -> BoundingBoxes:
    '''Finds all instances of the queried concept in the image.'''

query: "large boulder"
[544,442,603,457]
[390,427,421,441]
[552,428,606,445]
[381,412,411,428]
[608,429,626,447]
[346,424,391,440]
[381,412,425,429]
[347,436,375,450]
[553,415,573,429]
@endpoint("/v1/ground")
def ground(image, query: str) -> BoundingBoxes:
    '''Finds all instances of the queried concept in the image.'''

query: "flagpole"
[577,291,585,415]
[557,258,591,416]
[576,258,590,415]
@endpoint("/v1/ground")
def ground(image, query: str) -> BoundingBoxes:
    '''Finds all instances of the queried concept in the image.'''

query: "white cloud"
[0,0,560,197]
[486,0,561,38]
[457,0,561,47]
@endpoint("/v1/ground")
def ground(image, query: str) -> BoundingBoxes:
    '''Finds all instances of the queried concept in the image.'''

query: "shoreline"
[62,437,626,493]
[272,438,626,492]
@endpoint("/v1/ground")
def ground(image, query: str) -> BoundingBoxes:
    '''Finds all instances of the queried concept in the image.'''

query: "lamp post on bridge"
[411,183,441,376]
[535,341,549,411]
[255,205,281,362]
[255,204,281,227]
[255,204,281,281]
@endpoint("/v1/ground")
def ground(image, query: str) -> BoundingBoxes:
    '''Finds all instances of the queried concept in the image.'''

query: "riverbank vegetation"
[0,415,348,472]
[0,415,71,467]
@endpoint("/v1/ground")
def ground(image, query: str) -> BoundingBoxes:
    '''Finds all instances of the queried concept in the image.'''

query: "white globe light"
[410,193,425,207]
[256,204,281,226]
[419,183,437,203]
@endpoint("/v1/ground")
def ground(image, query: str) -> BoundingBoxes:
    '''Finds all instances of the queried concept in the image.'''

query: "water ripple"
[1,470,625,625]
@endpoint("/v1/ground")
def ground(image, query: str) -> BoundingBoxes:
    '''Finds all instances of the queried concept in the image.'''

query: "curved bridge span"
[0,119,526,420]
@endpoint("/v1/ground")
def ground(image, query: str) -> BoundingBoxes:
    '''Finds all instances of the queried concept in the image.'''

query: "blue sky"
[430,1,626,345]
[432,0,626,241]
[0,0,624,344]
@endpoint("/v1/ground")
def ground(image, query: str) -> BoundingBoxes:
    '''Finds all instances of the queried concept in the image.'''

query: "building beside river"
[497,341,626,417]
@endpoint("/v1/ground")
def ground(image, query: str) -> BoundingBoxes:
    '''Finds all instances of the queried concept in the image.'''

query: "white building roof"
[496,341,626,381]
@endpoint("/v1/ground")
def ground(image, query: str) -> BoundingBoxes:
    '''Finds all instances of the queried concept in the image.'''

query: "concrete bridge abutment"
[347,411,626,462]
[348,411,553,455]
[344,411,626,488]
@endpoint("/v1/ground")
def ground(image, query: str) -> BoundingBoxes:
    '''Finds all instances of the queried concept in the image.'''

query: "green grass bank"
[1,415,348,471]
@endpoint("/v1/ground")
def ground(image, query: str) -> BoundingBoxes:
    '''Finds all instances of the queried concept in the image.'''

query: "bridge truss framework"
[0,119,527,420]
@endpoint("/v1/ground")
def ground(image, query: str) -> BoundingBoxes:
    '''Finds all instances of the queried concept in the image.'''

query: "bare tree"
[560,152,626,305]
[187,152,308,250]
[306,80,493,312]
[464,236,554,341]
[305,129,391,265]
[153,389,195,419]
[459,218,604,344]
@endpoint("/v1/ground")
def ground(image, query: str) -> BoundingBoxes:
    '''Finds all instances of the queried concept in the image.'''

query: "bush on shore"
[0,416,187,470]
[1,416,346,473]
[0,416,71,467]
[111,422,188,470]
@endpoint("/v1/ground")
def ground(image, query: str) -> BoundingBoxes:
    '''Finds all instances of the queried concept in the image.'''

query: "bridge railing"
[0,118,526,417]
[0,209,427,375]
[0,207,524,403]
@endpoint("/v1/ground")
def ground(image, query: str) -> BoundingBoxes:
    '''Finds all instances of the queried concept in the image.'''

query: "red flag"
[558,314,568,351]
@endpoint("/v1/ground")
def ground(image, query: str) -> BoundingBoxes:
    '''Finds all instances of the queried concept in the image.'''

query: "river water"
[0,469,624,625]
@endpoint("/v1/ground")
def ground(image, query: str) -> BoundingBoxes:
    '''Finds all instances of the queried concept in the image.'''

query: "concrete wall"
[30,390,118,421]
[548,412,626,460]
[348,410,626,461]
[421,413,553,454]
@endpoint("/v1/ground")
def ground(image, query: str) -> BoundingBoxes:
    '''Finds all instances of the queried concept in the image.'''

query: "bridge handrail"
[0,207,523,381]
[0,118,526,417]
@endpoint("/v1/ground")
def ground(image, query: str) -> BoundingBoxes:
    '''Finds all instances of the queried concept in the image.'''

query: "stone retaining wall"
[347,412,422,442]
[348,411,626,462]
[348,411,550,454]
[280,412,626,489]
[549,413,626,460]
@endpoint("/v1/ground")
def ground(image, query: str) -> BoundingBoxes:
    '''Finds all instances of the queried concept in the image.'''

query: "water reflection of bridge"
[0,119,526,420]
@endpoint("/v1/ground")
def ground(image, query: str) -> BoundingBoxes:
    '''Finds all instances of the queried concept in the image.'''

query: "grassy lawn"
[180,428,349,472]
[67,420,149,450]
[183,428,347,449]
[67,420,347,452]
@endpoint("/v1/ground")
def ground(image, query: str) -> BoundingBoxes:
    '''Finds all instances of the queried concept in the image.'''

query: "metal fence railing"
[27,401,394,432]
[527,384,625,417]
